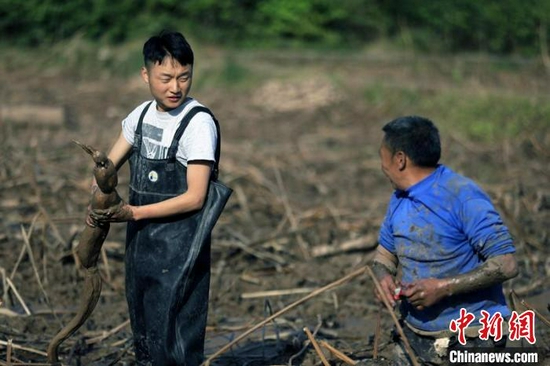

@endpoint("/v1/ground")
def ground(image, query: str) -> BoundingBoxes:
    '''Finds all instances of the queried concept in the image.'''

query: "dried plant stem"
[303,327,330,366]
[288,321,322,366]
[366,266,420,366]
[373,302,381,359]
[241,287,316,299]
[85,319,130,345]
[319,340,357,365]
[312,234,377,258]
[511,290,550,328]
[28,161,66,247]
[38,202,67,248]
[10,214,40,280]
[20,225,60,325]
[110,338,130,347]
[202,265,368,366]
[6,339,12,366]
[0,340,48,357]
[106,341,134,366]
[4,277,31,316]
[218,240,286,265]
[272,159,310,260]
[246,226,311,248]
[10,242,27,279]
[0,268,8,308]
[234,184,254,223]
[522,300,550,328]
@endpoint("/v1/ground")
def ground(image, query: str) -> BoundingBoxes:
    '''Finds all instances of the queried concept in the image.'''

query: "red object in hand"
[393,287,402,300]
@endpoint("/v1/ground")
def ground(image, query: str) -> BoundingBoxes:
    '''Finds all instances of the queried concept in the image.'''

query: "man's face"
[379,142,401,190]
[141,57,193,112]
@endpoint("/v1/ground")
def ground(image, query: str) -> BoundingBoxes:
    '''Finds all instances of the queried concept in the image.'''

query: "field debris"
[1,52,549,365]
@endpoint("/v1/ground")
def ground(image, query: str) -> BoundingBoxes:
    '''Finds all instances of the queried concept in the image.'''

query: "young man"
[90,31,219,365]
[372,116,518,365]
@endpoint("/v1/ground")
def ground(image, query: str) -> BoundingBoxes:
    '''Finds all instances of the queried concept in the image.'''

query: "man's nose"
[169,79,180,93]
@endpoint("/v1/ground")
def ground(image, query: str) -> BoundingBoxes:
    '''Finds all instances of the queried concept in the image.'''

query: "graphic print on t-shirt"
[122,99,218,166]
[142,123,169,159]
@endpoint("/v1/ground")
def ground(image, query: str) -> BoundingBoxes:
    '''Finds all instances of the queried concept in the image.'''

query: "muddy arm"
[371,246,400,307]
[442,253,518,296]
[402,253,519,311]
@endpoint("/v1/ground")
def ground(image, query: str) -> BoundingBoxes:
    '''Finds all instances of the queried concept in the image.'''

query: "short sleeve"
[460,198,515,258]
[122,101,152,146]
[179,111,218,163]
[379,202,396,254]
[122,117,135,145]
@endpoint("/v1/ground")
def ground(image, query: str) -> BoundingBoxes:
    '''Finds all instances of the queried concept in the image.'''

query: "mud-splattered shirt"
[379,164,515,332]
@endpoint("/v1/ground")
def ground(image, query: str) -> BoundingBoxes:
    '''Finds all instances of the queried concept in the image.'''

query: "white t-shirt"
[122,98,218,167]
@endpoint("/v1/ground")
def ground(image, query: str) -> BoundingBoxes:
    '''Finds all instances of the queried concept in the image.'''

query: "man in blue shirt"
[372,116,518,365]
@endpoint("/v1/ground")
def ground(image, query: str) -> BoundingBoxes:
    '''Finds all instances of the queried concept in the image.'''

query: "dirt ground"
[0,48,549,365]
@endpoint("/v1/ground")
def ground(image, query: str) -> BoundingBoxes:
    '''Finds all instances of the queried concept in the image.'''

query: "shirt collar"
[394,165,443,199]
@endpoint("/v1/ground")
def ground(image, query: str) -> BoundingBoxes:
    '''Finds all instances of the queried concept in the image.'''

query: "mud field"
[0,49,549,365]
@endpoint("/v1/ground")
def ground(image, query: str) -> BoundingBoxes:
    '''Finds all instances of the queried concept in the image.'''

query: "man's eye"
[179,76,189,82]
[161,79,170,83]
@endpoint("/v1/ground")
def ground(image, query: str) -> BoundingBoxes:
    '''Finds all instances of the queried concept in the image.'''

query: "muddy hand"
[401,278,449,310]
[376,274,399,307]
[85,192,98,228]
[86,211,97,228]
[91,200,134,222]
[85,209,109,228]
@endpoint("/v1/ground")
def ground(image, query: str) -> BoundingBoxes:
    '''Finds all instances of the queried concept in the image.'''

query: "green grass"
[193,54,258,91]
[363,84,550,143]
[435,93,550,140]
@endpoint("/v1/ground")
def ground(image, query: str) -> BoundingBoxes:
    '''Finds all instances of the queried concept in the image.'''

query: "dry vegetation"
[0,45,549,365]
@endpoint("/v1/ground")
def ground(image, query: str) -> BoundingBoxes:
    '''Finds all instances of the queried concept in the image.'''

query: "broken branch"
[319,340,357,365]
[303,327,330,366]
[202,265,368,366]
[366,266,420,366]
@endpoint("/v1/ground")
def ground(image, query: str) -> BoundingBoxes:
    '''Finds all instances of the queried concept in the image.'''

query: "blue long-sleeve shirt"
[379,165,515,332]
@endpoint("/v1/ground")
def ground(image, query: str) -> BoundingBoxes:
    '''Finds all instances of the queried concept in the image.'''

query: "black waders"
[125,103,231,366]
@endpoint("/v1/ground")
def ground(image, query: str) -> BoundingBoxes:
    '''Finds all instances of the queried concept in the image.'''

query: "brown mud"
[0,51,549,365]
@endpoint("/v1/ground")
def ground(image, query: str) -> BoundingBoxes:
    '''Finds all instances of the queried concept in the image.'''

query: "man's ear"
[395,151,407,171]
[141,67,149,84]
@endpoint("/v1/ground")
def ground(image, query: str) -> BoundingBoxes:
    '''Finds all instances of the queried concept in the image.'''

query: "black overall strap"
[134,101,153,152]
[167,106,221,180]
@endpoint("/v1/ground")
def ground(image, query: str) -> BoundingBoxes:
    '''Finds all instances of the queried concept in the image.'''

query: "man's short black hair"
[382,116,441,167]
[143,31,194,68]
